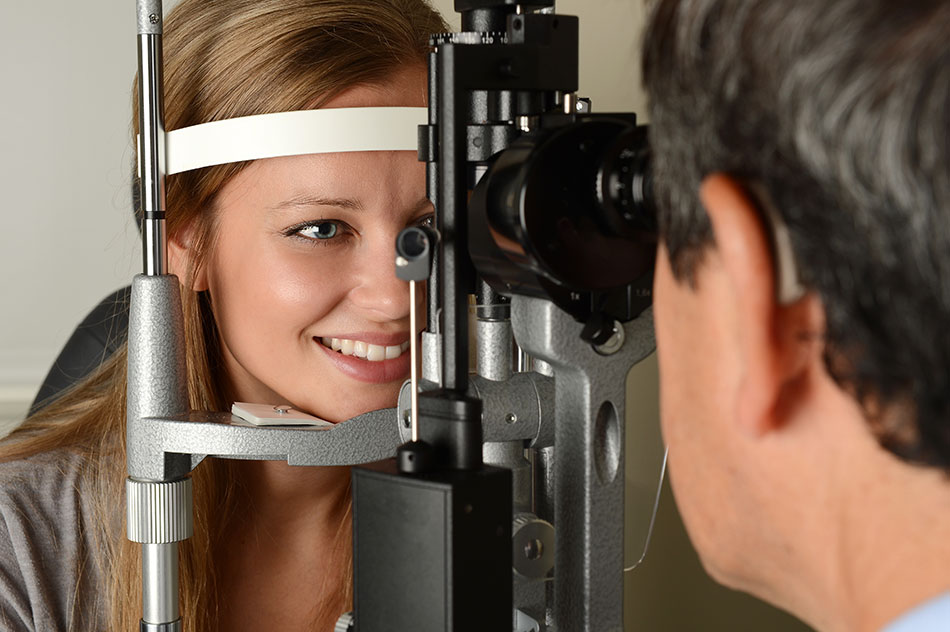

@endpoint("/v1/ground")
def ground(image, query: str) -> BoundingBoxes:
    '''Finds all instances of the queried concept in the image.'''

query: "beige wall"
[0,1,141,424]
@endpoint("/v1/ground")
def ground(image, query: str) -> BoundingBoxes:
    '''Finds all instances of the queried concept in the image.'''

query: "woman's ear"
[168,223,209,291]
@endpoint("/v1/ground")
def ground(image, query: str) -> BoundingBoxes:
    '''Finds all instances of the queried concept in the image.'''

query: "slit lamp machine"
[126,1,659,630]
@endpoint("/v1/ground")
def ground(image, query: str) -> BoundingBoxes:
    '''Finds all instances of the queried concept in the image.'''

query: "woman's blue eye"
[296,222,338,240]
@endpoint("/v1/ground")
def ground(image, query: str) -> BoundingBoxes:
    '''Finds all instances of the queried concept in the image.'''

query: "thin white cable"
[624,446,669,573]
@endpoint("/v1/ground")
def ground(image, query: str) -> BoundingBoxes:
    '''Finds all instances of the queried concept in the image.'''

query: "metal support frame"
[513,297,654,631]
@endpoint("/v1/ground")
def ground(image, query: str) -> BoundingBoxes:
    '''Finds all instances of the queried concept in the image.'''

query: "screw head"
[148,13,160,24]
[593,320,626,356]
[524,538,544,561]
[505,413,518,424]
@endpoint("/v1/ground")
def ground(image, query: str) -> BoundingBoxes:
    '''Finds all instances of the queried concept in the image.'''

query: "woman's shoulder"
[0,449,98,519]
[0,447,87,488]
[0,448,109,631]
[0,447,103,555]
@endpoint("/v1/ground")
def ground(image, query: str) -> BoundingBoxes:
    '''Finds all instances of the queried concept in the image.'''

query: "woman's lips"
[316,337,412,384]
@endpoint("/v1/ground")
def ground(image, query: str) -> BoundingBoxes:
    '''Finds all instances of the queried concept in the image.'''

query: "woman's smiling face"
[195,68,430,422]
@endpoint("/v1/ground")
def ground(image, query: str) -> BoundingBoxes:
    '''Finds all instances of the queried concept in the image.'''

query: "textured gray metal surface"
[137,0,163,34]
[421,331,442,384]
[126,275,189,481]
[511,296,655,632]
[127,408,401,481]
[484,441,531,512]
[476,318,513,381]
[472,373,553,446]
[396,373,554,446]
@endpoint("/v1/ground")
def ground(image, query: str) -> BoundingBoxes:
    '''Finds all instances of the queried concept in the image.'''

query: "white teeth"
[320,336,411,362]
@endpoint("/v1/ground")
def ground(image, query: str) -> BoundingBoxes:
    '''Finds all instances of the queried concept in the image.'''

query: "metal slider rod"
[409,280,420,441]
[395,226,438,442]
[436,43,471,394]
[133,2,180,630]
[138,0,166,276]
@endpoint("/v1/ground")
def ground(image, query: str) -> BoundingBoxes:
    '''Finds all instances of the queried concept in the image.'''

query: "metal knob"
[512,513,555,579]
[126,478,194,543]
[334,611,355,632]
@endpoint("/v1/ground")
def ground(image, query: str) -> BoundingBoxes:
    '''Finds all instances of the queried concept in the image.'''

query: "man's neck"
[787,433,950,632]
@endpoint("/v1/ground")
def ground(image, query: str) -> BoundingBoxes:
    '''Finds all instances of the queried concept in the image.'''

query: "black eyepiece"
[395,225,439,282]
[596,125,656,236]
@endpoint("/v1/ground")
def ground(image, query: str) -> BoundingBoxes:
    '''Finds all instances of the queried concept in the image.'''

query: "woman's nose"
[348,232,412,321]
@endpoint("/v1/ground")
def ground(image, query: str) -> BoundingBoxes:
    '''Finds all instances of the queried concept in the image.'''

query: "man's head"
[642,0,950,625]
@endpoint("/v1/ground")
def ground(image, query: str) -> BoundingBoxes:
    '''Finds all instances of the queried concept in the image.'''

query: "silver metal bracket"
[512,295,655,632]
[127,407,401,481]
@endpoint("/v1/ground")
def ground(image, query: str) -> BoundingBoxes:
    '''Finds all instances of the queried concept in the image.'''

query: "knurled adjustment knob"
[512,512,555,579]
[334,612,355,632]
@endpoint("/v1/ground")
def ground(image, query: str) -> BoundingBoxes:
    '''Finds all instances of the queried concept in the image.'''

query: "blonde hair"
[4,0,447,629]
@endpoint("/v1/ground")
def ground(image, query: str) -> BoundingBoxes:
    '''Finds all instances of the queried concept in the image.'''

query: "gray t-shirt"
[0,450,107,630]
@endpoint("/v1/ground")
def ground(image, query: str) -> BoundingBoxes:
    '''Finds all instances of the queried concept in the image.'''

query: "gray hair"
[642,0,950,465]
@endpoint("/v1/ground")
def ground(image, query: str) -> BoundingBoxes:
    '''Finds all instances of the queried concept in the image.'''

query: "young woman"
[0,0,447,629]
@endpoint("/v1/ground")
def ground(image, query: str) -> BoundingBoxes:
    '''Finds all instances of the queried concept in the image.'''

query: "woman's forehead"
[320,66,428,109]
[217,150,427,214]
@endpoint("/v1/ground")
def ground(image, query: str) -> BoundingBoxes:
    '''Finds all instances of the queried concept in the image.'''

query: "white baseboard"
[0,387,32,437]
[0,349,43,435]
[0,349,52,389]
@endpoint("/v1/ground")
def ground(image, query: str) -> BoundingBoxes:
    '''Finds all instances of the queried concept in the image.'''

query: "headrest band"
[145,106,426,175]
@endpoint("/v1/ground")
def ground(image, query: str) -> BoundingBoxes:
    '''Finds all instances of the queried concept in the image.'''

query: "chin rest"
[30,286,131,415]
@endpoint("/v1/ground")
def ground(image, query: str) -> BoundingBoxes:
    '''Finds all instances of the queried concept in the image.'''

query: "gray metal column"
[130,3,192,630]
[512,296,655,632]
[142,544,179,626]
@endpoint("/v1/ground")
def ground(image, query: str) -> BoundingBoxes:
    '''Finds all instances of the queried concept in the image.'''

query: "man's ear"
[168,223,209,292]
[699,174,822,436]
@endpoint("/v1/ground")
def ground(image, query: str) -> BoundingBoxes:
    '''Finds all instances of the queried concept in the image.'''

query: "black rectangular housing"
[352,459,512,632]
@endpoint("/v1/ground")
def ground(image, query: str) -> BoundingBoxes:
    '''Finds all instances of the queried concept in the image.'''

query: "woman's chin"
[295,389,401,425]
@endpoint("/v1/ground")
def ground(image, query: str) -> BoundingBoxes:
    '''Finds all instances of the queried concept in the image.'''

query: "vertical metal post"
[425,49,441,337]
[131,3,188,631]
[142,544,179,625]
[512,297,655,632]
[138,0,166,277]
[436,44,470,394]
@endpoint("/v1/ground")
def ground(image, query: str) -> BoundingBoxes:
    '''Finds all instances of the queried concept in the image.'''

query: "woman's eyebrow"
[270,195,433,214]
[270,195,365,212]
[410,196,434,214]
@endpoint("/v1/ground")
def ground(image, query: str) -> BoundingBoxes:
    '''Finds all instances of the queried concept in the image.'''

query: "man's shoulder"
[882,593,950,632]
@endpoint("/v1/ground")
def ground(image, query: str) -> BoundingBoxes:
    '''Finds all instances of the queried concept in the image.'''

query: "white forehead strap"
[163,106,427,175]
